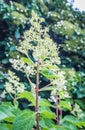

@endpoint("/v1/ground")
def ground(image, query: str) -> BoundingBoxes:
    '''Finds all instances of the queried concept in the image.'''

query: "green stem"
[25,72,34,90]
[56,95,59,124]
[35,62,40,130]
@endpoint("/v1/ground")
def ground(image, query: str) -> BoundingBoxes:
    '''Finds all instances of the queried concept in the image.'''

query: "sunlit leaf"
[39,86,54,91]
[21,57,34,65]
[41,68,58,79]
[39,99,53,107]
[19,91,35,105]
[40,110,56,119]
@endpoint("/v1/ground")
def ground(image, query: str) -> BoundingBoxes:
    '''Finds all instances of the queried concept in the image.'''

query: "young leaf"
[4,116,16,123]
[41,68,58,79]
[21,57,34,65]
[19,91,35,105]
[39,99,53,107]
[39,86,54,91]
[40,110,56,119]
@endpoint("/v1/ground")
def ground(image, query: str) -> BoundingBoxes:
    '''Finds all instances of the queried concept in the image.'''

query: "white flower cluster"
[7,11,68,101]
[11,11,60,73]
[1,70,25,99]
[71,103,84,119]
[51,71,69,101]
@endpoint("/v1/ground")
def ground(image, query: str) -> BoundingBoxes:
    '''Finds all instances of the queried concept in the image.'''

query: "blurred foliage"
[0,0,85,71]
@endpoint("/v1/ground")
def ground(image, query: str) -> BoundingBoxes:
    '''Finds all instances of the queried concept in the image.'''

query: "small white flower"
[13,17,16,19]
[7,13,10,16]
[16,7,19,10]
[9,59,14,63]
[20,10,23,12]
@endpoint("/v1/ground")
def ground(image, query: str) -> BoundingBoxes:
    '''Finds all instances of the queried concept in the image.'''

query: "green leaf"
[40,118,54,129]
[0,83,4,89]
[53,125,70,130]
[10,45,16,51]
[0,102,21,122]
[0,74,4,80]
[41,68,58,79]
[5,124,13,130]
[61,21,76,35]
[75,100,85,110]
[0,111,10,121]
[47,11,60,21]
[63,123,78,130]
[40,110,56,119]
[19,91,35,105]
[13,110,35,130]
[39,99,53,107]
[21,57,34,65]
[0,123,9,130]
[13,100,19,108]
[1,102,21,116]
[59,101,72,111]
[62,115,83,128]
[3,14,10,19]
[4,116,16,123]
[39,86,54,91]
[13,2,26,11]
[2,59,9,64]
[44,65,57,69]
[78,121,85,127]
[0,104,15,121]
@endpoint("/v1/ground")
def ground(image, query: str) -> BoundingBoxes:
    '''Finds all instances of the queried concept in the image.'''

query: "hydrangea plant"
[1,11,69,130]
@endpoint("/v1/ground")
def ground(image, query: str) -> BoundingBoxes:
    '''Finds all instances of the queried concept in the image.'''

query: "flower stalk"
[56,95,59,124]
[35,61,40,130]
[60,109,62,118]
